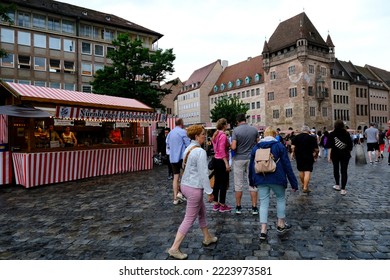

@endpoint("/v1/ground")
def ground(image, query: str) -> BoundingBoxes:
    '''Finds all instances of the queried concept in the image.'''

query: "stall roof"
[0,82,153,112]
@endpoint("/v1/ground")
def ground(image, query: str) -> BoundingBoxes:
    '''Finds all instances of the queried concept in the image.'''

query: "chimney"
[221,60,228,70]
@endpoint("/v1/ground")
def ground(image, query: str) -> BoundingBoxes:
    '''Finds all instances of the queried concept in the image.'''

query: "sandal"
[333,185,341,191]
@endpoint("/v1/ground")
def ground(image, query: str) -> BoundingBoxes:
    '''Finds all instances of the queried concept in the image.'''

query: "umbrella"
[0,104,51,118]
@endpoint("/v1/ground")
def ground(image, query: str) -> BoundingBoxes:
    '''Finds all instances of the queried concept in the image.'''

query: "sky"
[61,0,390,82]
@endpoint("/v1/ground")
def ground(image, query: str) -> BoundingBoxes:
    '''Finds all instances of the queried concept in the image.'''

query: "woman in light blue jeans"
[258,184,286,225]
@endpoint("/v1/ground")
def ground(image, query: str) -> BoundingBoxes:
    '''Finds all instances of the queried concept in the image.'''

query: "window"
[309,106,316,116]
[246,90,250,98]
[1,11,14,23]
[64,83,75,91]
[289,87,297,97]
[81,62,92,76]
[82,42,91,54]
[255,73,261,82]
[257,115,261,122]
[245,76,251,84]
[273,110,279,119]
[270,71,276,80]
[256,88,260,95]
[18,12,31,27]
[62,20,75,34]
[50,82,61,89]
[320,67,327,77]
[1,28,14,43]
[256,101,260,109]
[93,27,102,40]
[80,24,92,37]
[288,65,295,75]
[213,85,218,93]
[18,55,31,69]
[32,14,46,29]
[267,92,274,101]
[308,86,314,96]
[220,83,225,91]
[322,107,328,117]
[94,63,104,73]
[49,59,61,72]
[309,65,314,74]
[82,85,92,93]
[1,54,14,67]
[103,29,114,41]
[94,44,104,56]
[34,34,46,48]
[228,81,233,89]
[18,31,31,46]
[236,79,242,87]
[251,102,255,110]
[34,57,46,71]
[63,39,74,52]
[49,37,61,50]
[286,108,293,118]
[18,80,30,85]
[106,46,115,56]
[251,89,255,96]
[64,61,75,73]
[48,17,61,32]
[34,81,46,87]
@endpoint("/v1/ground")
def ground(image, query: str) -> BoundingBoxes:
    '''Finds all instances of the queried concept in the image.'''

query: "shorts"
[171,159,183,175]
[367,142,379,152]
[296,158,314,172]
[232,159,257,192]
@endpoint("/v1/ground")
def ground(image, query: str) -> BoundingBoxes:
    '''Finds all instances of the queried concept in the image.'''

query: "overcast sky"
[61,0,390,82]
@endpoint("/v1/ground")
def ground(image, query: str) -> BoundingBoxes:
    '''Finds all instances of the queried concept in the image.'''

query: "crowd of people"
[161,116,390,259]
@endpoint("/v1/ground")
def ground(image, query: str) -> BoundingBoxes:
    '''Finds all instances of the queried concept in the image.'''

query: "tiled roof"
[326,34,335,48]
[1,82,152,111]
[5,0,163,40]
[266,12,328,53]
[355,65,380,81]
[210,55,264,96]
[366,65,390,87]
[181,60,221,93]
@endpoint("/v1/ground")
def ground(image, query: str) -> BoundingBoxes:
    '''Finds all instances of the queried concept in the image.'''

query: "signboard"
[85,121,102,127]
[115,122,130,128]
[140,122,151,127]
[54,119,74,126]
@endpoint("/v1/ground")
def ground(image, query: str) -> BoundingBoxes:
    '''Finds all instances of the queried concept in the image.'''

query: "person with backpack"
[248,126,298,241]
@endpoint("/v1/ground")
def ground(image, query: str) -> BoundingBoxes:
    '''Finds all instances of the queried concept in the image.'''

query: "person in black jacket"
[327,120,353,195]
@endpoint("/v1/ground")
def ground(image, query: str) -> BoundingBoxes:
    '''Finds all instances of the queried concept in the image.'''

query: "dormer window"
[105,15,111,21]
[236,79,242,87]
[228,81,233,89]
[213,85,218,92]
[82,11,88,16]
[245,76,251,84]
[255,73,261,82]
[220,83,225,91]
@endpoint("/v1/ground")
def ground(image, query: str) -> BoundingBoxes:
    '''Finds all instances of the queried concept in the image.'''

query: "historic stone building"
[0,0,162,92]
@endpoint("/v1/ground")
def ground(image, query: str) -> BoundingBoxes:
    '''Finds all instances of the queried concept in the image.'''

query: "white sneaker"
[177,192,187,202]
[173,199,183,205]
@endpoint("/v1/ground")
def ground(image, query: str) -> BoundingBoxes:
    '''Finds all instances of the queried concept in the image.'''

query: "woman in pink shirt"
[211,118,232,212]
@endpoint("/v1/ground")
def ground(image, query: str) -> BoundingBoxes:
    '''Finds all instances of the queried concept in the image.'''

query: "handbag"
[208,156,216,170]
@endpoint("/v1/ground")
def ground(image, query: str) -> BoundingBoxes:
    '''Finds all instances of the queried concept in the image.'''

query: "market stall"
[0,81,170,188]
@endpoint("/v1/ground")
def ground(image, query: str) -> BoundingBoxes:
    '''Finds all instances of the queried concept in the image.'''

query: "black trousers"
[332,156,350,189]
[212,158,229,204]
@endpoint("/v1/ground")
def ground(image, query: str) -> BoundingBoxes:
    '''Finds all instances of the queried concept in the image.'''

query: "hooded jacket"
[248,136,298,189]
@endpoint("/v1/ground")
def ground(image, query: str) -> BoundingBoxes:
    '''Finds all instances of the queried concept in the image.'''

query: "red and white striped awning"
[1,82,152,112]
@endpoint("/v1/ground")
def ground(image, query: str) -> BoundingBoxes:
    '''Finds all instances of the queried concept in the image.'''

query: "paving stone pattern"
[0,148,389,260]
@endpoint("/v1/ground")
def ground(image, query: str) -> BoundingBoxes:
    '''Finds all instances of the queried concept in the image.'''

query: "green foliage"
[91,33,176,108]
[0,3,15,58]
[210,96,248,128]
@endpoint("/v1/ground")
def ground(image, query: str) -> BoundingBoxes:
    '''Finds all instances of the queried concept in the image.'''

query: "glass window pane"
[63,39,74,52]
[64,83,75,91]
[81,62,92,76]
[80,24,92,37]
[94,44,104,56]
[34,57,46,71]
[18,12,31,27]
[48,17,61,31]
[1,28,15,43]
[81,42,91,54]
[18,31,31,46]
[33,14,46,29]
[34,33,46,48]
[62,20,75,34]
[49,37,61,50]
[1,54,14,67]
[34,81,46,87]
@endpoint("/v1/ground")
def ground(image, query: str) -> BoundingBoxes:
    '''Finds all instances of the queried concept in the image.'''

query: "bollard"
[355,144,367,164]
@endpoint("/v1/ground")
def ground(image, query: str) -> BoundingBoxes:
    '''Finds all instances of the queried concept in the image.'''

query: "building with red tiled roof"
[210,55,265,129]
[176,60,224,125]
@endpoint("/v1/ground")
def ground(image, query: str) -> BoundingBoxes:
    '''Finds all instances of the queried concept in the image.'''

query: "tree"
[210,96,248,128]
[0,3,15,58]
[91,33,176,109]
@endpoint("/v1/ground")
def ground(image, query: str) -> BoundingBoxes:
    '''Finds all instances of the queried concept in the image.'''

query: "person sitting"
[109,127,123,144]
[45,125,63,144]
[62,126,77,147]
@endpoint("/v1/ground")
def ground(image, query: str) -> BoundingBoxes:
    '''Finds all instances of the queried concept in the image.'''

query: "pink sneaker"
[219,204,232,213]
[212,204,220,211]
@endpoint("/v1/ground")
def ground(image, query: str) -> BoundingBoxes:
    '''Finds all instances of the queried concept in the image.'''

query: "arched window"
[213,85,218,92]
[245,76,252,84]
[220,83,225,91]
[228,81,233,89]
[255,73,261,82]
[236,79,242,87]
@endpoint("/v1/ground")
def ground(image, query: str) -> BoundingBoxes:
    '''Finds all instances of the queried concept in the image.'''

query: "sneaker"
[168,175,173,180]
[173,199,183,205]
[235,205,242,214]
[260,233,267,241]
[177,192,187,202]
[252,206,259,215]
[276,223,292,234]
[333,185,341,191]
[370,161,374,164]
[202,236,218,246]
[219,204,232,213]
[212,204,220,212]
[340,189,347,196]
[168,249,188,260]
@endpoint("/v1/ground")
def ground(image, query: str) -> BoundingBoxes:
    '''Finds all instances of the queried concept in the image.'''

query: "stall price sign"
[54,119,74,126]
[115,122,130,128]
[85,121,102,127]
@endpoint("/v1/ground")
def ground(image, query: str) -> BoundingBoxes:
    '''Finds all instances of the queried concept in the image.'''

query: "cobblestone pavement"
[0,148,389,260]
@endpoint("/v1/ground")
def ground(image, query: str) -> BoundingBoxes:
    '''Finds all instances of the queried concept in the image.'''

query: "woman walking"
[248,126,298,241]
[167,125,217,259]
[327,120,353,195]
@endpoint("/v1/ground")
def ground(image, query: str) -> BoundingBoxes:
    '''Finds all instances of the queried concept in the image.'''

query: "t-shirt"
[291,132,318,161]
[364,127,379,143]
[231,123,258,160]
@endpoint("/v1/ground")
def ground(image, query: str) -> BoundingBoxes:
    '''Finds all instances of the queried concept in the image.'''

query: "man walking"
[291,125,319,193]
[231,113,259,215]
[166,118,191,205]
[364,123,380,164]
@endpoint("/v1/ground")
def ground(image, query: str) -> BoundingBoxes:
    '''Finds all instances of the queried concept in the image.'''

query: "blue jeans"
[258,184,286,224]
